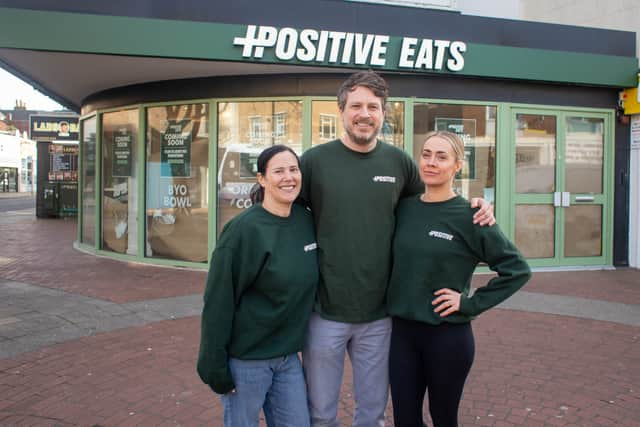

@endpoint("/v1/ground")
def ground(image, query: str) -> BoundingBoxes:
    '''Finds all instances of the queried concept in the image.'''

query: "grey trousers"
[302,313,391,427]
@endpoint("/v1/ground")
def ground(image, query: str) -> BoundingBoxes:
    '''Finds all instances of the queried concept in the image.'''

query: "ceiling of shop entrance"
[0,48,336,112]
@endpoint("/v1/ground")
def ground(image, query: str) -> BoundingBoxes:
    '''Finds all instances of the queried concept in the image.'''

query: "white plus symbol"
[234,25,260,57]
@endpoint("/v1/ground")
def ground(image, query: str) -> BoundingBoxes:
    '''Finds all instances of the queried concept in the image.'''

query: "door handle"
[561,192,570,207]
[554,192,561,207]
[575,196,595,202]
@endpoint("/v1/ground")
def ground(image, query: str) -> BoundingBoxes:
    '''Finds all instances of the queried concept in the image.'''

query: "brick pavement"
[0,311,637,426]
[1,209,639,426]
[0,217,205,303]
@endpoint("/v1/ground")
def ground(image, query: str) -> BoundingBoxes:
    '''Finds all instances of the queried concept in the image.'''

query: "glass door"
[511,108,612,267]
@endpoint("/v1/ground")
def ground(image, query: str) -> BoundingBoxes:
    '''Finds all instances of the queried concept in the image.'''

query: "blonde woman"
[387,131,531,427]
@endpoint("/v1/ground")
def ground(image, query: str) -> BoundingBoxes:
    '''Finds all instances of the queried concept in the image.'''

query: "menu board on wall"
[48,143,79,181]
[435,117,476,180]
[161,120,192,177]
[112,127,133,177]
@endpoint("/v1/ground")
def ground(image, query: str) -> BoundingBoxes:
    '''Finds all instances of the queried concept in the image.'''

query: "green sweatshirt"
[300,139,423,323]
[197,203,318,394]
[387,195,531,325]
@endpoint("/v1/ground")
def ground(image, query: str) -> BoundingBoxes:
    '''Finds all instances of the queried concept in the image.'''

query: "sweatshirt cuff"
[458,295,474,316]
[208,368,235,395]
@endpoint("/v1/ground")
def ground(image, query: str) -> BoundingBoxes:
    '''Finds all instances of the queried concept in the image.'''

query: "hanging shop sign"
[233,25,466,71]
[30,115,79,141]
[161,120,192,178]
[112,127,132,177]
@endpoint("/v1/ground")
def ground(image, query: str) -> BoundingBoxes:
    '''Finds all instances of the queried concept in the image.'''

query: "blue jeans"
[303,313,391,427]
[220,354,310,427]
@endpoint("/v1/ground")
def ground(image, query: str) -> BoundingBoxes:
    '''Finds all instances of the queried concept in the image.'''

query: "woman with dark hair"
[198,145,318,427]
[387,131,531,427]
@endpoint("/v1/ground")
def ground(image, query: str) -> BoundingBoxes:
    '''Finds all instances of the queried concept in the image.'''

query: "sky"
[0,67,64,111]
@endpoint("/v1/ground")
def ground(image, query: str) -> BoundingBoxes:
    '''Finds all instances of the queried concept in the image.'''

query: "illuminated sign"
[29,115,79,141]
[234,25,466,72]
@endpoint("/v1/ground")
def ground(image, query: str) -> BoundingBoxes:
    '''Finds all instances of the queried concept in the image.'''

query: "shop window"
[101,110,138,255]
[146,103,209,263]
[81,117,96,246]
[413,103,496,201]
[217,101,303,234]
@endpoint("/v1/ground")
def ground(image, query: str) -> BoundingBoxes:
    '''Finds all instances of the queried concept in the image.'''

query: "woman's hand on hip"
[432,288,461,317]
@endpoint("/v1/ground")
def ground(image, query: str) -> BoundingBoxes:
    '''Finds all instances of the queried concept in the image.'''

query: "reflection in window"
[248,112,289,144]
[146,104,209,263]
[319,114,337,140]
[249,116,264,142]
[383,101,404,148]
[312,101,344,146]
[101,110,138,255]
[273,112,286,137]
[81,117,96,246]
[218,101,302,233]
[515,114,556,194]
[413,103,496,201]
[565,117,603,194]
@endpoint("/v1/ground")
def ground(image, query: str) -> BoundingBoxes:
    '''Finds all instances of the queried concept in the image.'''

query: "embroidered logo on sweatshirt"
[304,242,318,252]
[372,175,396,183]
[428,230,454,241]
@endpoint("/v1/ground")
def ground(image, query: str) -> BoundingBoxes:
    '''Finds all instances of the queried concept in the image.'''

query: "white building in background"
[0,130,36,193]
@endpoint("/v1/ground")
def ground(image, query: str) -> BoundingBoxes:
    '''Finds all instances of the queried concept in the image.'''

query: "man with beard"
[300,70,494,427]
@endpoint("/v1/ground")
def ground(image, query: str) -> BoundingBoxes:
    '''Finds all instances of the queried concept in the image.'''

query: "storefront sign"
[161,120,192,177]
[234,25,466,71]
[2,8,638,88]
[435,117,476,179]
[112,127,132,177]
[30,115,79,141]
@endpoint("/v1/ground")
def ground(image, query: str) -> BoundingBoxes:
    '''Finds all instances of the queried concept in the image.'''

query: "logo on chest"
[428,230,454,241]
[372,175,396,183]
[304,242,318,252]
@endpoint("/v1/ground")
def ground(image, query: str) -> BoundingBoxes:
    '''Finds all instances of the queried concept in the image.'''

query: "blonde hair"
[422,130,464,162]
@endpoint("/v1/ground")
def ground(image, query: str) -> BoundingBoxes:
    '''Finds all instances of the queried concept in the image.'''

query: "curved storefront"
[0,2,637,269]
[76,74,621,269]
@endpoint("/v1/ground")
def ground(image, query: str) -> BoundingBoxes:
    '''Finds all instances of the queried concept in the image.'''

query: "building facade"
[0,1,637,269]
[0,130,36,194]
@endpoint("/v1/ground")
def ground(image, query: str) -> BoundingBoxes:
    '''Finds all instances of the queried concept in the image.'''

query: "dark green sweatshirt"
[387,195,531,324]
[300,139,423,323]
[197,203,318,394]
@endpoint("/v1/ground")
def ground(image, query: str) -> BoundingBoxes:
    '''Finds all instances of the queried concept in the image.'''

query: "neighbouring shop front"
[30,114,80,217]
[0,2,636,269]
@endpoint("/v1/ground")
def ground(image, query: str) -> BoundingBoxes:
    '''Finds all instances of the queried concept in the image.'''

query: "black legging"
[389,317,475,427]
